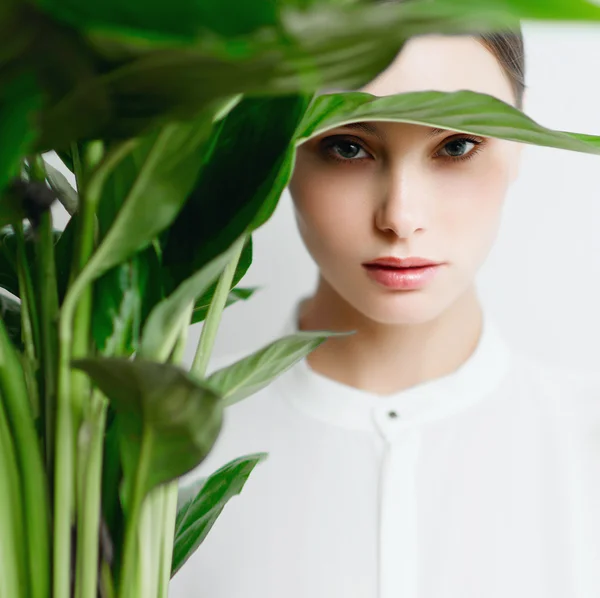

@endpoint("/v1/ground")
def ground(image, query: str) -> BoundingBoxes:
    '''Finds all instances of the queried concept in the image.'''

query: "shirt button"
[388,410,399,419]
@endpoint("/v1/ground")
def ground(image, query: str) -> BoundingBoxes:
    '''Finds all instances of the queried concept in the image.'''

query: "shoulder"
[508,347,600,422]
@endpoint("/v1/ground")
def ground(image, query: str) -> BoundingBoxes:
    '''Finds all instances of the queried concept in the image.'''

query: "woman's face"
[288,34,523,325]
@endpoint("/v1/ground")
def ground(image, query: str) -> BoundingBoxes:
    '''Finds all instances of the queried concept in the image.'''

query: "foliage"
[1,1,600,598]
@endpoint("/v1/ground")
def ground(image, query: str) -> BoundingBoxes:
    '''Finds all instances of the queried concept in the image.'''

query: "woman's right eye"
[320,136,371,163]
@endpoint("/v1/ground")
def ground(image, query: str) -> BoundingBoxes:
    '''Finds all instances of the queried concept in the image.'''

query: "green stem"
[100,561,116,598]
[53,140,104,598]
[0,393,27,598]
[0,317,49,598]
[191,234,246,378]
[158,482,178,598]
[119,427,154,598]
[30,155,60,489]
[13,220,41,401]
[75,388,108,598]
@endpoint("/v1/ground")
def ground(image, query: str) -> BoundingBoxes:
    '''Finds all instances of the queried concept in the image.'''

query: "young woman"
[170,20,600,598]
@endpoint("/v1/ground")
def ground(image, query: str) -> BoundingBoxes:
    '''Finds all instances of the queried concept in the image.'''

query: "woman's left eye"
[436,136,485,162]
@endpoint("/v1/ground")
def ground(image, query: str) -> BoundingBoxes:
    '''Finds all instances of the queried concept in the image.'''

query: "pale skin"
[287,34,525,395]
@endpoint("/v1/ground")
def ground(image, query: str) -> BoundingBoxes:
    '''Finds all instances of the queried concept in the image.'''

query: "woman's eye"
[436,137,484,161]
[322,137,370,162]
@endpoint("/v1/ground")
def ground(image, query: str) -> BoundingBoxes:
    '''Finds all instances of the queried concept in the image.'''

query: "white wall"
[48,20,600,373]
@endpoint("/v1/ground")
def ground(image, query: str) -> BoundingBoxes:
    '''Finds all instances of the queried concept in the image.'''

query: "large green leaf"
[71,357,224,509]
[161,94,310,290]
[191,286,259,325]
[33,0,279,40]
[208,330,353,407]
[295,90,600,155]
[171,453,268,577]
[0,72,42,195]
[67,107,219,297]
[432,0,600,21]
[139,233,250,360]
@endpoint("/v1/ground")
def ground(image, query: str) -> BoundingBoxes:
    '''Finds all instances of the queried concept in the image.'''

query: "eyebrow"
[338,122,449,140]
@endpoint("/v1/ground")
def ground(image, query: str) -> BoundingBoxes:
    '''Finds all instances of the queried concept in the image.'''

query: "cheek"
[437,152,512,260]
[289,153,372,260]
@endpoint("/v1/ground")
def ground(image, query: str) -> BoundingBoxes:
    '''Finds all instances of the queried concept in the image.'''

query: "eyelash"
[320,134,486,165]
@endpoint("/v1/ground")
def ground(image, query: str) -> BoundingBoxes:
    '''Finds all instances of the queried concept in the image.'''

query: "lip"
[363,256,442,268]
[362,256,444,290]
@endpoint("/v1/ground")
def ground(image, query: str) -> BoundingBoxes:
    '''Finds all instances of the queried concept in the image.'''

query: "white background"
[48,20,600,373]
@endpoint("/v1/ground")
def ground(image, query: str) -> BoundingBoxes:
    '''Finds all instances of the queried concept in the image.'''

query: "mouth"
[362,261,443,290]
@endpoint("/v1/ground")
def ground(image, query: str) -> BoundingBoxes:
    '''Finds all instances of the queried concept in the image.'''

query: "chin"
[353,290,448,327]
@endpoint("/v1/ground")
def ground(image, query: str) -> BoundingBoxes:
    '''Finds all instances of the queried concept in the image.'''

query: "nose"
[374,166,428,239]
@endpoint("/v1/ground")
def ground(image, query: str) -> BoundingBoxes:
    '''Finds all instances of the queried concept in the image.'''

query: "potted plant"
[2,1,600,597]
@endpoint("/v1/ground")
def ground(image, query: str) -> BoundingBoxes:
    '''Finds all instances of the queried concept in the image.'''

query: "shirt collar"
[276,298,513,434]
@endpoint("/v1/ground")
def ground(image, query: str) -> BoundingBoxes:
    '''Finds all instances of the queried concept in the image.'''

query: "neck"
[297,277,484,396]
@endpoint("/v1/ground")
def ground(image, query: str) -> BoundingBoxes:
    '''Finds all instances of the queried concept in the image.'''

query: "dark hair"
[374,0,526,109]
[477,32,526,108]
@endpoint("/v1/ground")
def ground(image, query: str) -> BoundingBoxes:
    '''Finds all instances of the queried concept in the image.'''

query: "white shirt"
[170,299,600,598]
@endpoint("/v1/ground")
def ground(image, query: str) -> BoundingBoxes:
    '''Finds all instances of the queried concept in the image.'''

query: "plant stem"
[158,482,179,598]
[0,393,27,598]
[118,427,153,598]
[13,220,41,409]
[30,155,60,488]
[0,316,50,598]
[75,388,108,598]
[100,561,116,598]
[54,140,104,598]
[191,234,246,378]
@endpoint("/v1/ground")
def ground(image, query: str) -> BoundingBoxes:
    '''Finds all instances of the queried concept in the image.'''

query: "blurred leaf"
[70,106,219,295]
[43,161,78,216]
[161,94,310,292]
[0,228,20,297]
[208,330,353,407]
[0,71,42,195]
[71,357,224,510]
[432,0,600,21]
[0,184,26,229]
[189,236,253,325]
[0,293,22,350]
[172,452,267,577]
[191,286,259,325]
[140,233,248,360]
[33,0,279,40]
[295,90,600,155]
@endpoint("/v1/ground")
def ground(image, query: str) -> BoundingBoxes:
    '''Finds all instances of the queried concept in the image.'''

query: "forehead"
[350,34,514,106]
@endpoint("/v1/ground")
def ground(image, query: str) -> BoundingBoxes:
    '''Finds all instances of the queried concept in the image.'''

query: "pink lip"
[362,262,443,290]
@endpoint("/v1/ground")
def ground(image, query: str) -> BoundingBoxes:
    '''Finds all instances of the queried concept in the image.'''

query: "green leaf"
[161,94,310,291]
[34,0,279,41]
[0,228,20,297]
[171,453,267,577]
[191,286,259,325]
[140,234,249,360]
[71,107,218,294]
[433,0,600,21]
[189,237,253,325]
[71,356,224,508]
[208,330,353,407]
[0,292,22,350]
[295,90,600,155]
[0,72,42,195]
[91,257,143,357]
[44,160,78,216]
